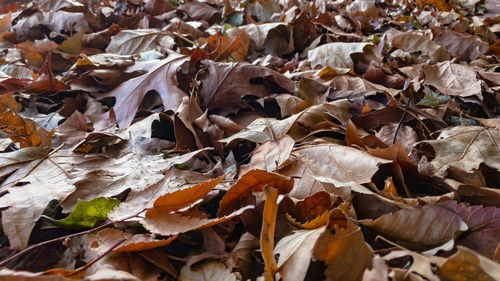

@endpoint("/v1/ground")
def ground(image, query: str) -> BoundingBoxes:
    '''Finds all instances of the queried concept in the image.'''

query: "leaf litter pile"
[0,0,500,280]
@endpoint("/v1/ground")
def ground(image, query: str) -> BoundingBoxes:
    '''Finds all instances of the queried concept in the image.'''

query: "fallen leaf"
[308,42,374,71]
[386,28,450,62]
[292,143,392,187]
[141,205,253,236]
[438,246,500,281]
[433,27,489,60]
[416,126,500,178]
[95,228,178,252]
[360,203,469,245]
[103,52,189,128]
[198,60,295,112]
[179,260,238,281]
[275,227,324,281]
[422,61,483,100]
[106,29,175,55]
[240,135,295,174]
[218,169,293,216]
[150,175,225,211]
[312,209,374,281]
[47,197,120,229]
[261,186,279,281]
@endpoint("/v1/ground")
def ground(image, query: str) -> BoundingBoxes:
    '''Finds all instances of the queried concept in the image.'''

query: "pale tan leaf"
[108,168,211,221]
[422,61,483,100]
[307,42,373,70]
[386,29,450,62]
[416,126,500,178]
[240,135,295,174]
[292,143,392,187]
[275,227,324,281]
[179,260,238,281]
[105,29,175,55]
[438,247,500,281]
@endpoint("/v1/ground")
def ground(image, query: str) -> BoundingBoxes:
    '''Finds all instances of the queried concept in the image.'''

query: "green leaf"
[417,86,450,107]
[49,197,120,229]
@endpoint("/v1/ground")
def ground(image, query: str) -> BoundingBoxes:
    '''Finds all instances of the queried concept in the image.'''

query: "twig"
[393,98,411,144]
[0,211,143,268]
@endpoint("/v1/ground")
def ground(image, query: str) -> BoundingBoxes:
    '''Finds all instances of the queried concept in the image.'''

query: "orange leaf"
[151,175,225,211]
[96,228,178,252]
[0,110,53,148]
[142,205,253,236]
[261,185,279,281]
[218,169,294,216]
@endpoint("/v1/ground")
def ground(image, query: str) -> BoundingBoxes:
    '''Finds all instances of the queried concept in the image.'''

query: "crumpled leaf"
[106,29,175,55]
[95,228,178,252]
[240,134,295,174]
[47,197,120,229]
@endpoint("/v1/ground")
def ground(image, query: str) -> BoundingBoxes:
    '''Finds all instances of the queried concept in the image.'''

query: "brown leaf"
[422,61,483,100]
[218,169,294,216]
[360,203,468,245]
[240,134,295,174]
[106,29,175,55]
[198,60,295,112]
[177,0,220,24]
[239,23,294,56]
[433,27,489,60]
[103,53,189,128]
[199,29,250,61]
[438,247,499,281]
[275,227,324,281]
[312,209,374,281]
[0,110,53,149]
[292,143,392,187]
[386,28,450,62]
[416,126,500,178]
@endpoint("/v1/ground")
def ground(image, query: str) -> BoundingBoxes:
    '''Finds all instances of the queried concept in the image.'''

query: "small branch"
[0,211,143,268]
[393,98,411,144]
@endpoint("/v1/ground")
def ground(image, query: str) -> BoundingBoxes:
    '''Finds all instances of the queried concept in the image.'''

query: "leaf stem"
[0,211,143,268]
